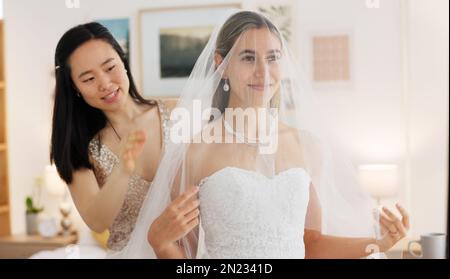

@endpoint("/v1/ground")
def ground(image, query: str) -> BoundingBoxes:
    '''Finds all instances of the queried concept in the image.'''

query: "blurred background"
[0,0,447,258]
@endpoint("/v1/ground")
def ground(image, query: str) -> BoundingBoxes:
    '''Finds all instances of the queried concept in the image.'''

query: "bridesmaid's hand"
[376,203,410,252]
[147,186,200,254]
[119,130,147,175]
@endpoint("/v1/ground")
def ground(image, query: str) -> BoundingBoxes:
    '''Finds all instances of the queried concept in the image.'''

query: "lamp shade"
[44,165,66,197]
[359,164,399,199]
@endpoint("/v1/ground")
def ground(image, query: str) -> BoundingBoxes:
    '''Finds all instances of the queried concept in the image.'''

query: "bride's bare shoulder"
[278,122,317,144]
[190,117,223,145]
[278,122,301,142]
[277,122,321,158]
[187,119,226,183]
[187,118,222,156]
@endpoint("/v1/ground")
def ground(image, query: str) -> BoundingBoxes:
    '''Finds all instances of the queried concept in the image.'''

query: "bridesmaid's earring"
[223,79,230,92]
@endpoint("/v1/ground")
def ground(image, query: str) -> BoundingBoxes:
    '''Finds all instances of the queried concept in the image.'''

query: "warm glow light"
[44,165,66,197]
[359,164,399,199]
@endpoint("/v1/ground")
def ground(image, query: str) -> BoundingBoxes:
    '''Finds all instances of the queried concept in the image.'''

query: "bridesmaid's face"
[225,27,282,108]
[69,39,130,112]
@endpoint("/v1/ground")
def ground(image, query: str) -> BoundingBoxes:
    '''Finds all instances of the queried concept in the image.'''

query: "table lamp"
[44,164,73,236]
[359,164,399,205]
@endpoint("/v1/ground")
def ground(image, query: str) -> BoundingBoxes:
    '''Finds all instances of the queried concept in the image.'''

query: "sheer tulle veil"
[113,9,380,259]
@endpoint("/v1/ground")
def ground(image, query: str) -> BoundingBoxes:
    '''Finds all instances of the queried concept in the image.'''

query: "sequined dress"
[88,101,170,251]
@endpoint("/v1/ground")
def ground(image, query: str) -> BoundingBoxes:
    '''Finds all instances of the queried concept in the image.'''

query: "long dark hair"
[50,22,155,184]
[211,11,282,119]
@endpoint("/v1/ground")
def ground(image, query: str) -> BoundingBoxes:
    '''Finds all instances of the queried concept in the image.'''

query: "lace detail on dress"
[88,100,170,251]
[198,167,310,259]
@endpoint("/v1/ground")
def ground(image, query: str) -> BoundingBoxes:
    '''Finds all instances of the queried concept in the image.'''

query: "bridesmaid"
[50,22,174,253]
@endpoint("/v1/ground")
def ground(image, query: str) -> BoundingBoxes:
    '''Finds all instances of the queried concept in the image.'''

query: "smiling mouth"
[248,84,273,90]
[101,89,119,101]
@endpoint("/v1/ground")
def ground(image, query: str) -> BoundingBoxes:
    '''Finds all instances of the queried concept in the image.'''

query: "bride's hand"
[119,130,147,175]
[376,203,410,252]
[147,186,200,254]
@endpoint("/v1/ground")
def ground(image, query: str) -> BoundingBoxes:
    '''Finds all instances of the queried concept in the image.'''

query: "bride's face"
[225,28,282,108]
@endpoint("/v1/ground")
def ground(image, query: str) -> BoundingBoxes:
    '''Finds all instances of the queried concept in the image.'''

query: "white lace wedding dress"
[198,167,311,259]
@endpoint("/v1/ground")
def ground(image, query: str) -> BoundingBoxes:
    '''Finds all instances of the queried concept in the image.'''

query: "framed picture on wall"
[98,18,130,62]
[138,4,241,98]
[310,30,354,91]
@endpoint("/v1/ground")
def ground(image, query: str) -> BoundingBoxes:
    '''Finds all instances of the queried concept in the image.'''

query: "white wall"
[3,0,448,236]
[292,0,449,236]
[295,0,406,163]
[293,0,409,220]
[406,0,449,236]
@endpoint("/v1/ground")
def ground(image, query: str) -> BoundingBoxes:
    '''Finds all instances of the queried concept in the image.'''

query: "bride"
[119,10,409,259]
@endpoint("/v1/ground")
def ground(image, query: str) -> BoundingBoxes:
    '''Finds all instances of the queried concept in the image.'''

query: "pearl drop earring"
[223,79,230,92]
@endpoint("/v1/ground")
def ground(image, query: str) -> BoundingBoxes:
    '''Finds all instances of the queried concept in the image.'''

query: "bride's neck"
[225,95,272,138]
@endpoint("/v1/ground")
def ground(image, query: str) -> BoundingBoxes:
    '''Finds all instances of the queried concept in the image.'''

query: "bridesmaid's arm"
[70,166,132,233]
[70,131,147,232]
